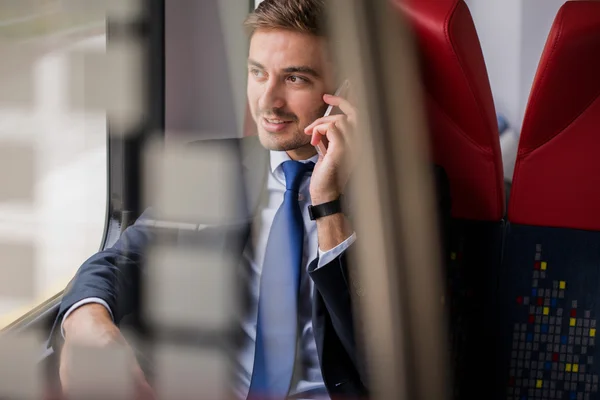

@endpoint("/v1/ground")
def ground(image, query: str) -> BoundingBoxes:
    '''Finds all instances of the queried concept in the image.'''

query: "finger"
[323,94,357,118]
[310,123,329,146]
[309,118,353,145]
[59,350,152,400]
[59,366,69,395]
[132,356,156,400]
[310,124,325,146]
[332,118,353,139]
[59,346,71,394]
[311,122,345,147]
[304,114,347,134]
[135,379,157,400]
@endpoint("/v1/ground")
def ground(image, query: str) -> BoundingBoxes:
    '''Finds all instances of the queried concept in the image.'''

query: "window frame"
[1,0,166,334]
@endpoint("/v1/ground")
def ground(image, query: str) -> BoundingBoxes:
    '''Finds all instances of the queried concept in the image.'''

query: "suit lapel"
[312,289,326,372]
[240,136,270,257]
[241,135,270,218]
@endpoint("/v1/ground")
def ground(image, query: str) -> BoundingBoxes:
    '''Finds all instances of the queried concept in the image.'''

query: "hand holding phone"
[314,80,351,157]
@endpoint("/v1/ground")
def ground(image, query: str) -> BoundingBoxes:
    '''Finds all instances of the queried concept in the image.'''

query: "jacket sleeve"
[307,164,452,388]
[49,209,156,346]
[308,248,365,378]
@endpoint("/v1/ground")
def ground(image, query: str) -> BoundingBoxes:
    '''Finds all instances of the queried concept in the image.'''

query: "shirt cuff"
[316,232,357,269]
[60,297,114,339]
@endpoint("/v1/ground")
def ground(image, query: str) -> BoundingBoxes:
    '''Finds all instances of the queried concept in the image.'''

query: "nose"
[258,79,286,111]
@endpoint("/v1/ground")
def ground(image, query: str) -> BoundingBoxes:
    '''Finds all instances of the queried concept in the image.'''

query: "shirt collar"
[269,150,319,175]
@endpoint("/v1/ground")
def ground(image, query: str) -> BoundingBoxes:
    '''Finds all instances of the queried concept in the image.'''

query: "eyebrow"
[283,66,320,78]
[247,59,321,78]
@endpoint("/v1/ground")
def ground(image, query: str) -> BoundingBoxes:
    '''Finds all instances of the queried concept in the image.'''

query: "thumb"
[133,360,156,400]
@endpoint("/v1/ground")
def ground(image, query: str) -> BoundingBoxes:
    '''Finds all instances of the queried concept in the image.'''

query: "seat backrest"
[497,3,600,399]
[395,0,505,221]
[394,1,506,398]
[508,1,600,231]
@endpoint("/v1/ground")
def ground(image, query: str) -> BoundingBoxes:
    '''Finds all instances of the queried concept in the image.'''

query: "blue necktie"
[248,160,315,399]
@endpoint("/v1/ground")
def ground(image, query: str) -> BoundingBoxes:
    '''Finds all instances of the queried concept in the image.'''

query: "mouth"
[262,117,294,132]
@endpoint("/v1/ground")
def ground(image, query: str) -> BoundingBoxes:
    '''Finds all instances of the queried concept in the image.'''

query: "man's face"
[247,28,334,157]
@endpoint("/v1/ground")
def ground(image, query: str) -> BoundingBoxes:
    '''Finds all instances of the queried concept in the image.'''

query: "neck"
[286,143,317,161]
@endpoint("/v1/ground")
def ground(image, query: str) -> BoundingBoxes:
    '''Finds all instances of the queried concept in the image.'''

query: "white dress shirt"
[62,150,356,400]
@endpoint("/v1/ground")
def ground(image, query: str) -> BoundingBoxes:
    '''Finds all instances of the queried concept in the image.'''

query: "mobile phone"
[315,79,351,156]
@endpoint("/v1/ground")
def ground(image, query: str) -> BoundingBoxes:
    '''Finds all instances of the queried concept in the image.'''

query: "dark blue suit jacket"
[50,136,451,398]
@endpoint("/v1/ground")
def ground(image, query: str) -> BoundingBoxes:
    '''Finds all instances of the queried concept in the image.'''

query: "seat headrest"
[396,0,505,221]
[509,1,600,230]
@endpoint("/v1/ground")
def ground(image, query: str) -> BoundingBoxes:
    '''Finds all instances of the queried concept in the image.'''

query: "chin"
[257,130,309,151]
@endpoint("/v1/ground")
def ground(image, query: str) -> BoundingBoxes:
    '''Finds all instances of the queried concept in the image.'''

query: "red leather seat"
[497,5,600,397]
[395,0,505,221]
[508,1,600,231]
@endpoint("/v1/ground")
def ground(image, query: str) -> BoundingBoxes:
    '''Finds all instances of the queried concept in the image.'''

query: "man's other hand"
[60,304,155,400]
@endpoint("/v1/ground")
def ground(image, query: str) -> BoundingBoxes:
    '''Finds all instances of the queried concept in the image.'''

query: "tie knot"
[281,160,314,192]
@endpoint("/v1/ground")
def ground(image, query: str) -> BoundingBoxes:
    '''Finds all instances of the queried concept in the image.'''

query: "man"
[53,0,451,399]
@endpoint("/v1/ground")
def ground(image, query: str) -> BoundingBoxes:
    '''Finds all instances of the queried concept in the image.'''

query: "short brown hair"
[244,0,327,37]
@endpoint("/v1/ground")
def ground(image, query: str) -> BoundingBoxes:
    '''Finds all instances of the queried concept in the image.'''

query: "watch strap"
[308,197,343,220]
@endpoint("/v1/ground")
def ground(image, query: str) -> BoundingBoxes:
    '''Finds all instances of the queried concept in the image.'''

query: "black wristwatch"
[308,195,345,220]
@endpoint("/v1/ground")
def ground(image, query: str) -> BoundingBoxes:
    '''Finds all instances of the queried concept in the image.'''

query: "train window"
[3,1,599,399]
[0,1,107,328]
[1,1,447,399]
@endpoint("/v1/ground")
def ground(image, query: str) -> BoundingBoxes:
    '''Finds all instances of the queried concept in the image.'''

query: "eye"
[250,68,265,79]
[288,75,308,84]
